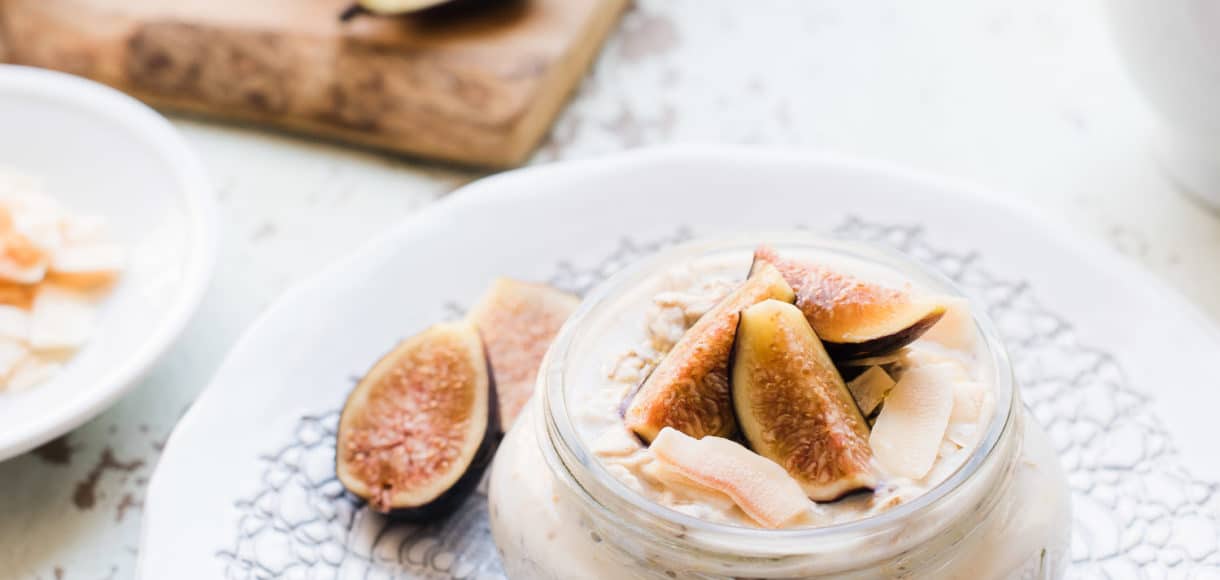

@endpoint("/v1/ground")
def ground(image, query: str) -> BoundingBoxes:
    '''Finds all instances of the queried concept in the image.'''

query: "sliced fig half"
[752,246,947,359]
[623,263,794,442]
[466,277,580,430]
[336,321,497,518]
[732,299,876,501]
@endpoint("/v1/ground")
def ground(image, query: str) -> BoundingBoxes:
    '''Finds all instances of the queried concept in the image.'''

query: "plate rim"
[0,65,220,460]
[138,144,1220,575]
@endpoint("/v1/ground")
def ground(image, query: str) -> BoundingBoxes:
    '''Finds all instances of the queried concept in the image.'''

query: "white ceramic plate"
[143,147,1220,579]
[0,66,217,460]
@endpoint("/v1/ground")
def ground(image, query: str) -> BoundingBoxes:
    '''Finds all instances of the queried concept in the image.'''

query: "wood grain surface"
[0,0,628,167]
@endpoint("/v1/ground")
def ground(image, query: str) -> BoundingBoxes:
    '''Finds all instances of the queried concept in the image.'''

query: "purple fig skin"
[750,247,947,361]
[618,369,651,420]
[617,371,654,447]
[383,354,500,521]
[336,328,500,521]
[822,310,944,360]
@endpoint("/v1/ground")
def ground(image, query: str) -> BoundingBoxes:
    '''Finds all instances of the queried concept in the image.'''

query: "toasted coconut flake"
[924,444,971,486]
[847,366,896,416]
[946,423,978,447]
[0,305,29,340]
[7,358,61,391]
[869,364,956,479]
[59,215,109,245]
[949,380,987,424]
[0,230,48,284]
[591,424,644,458]
[0,172,121,392]
[921,297,977,350]
[51,243,124,276]
[641,459,737,512]
[0,282,35,310]
[0,339,28,379]
[650,427,810,528]
[13,208,63,255]
[29,286,95,350]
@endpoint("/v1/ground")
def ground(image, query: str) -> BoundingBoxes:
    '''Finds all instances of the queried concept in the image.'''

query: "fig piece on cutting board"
[752,246,947,359]
[650,427,810,529]
[466,277,580,430]
[732,299,877,501]
[623,263,794,443]
[336,321,497,518]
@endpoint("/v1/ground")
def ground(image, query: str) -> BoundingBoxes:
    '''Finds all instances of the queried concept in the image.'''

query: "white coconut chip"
[651,428,810,529]
[949,380,987,424]
[0,175,120,393]
[869,363,956,479]
[29,286,96,350]
[847,366,896,416]
[920,297,978,351]
[0,171,41,196]
[946,423,979,447]
[923,444,972,487]
[641,460,737,512]
[0,243,47,284]
[59,215,109,245]
[0,305,29,341]
[51,243,124,275]
[903,343,975,379]
[15,212,62,252]
[7,358,61,391]
[591,424,645,457]
[0,339,29,380]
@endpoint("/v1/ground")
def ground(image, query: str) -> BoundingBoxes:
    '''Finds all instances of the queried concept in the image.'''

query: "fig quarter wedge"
[753,246,947,359]
[623,263,794,442]
[466,278,580,431]
[732,299,876,501]
[336,321,497,518]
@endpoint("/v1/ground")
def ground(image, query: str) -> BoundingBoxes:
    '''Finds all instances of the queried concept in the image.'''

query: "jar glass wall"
[489,234,1071,579]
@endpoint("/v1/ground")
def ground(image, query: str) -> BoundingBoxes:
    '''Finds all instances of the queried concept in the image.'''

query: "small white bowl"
[0,66,218,460]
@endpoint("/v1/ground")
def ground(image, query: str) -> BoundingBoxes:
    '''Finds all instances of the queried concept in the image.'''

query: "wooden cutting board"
[0,0,628,167]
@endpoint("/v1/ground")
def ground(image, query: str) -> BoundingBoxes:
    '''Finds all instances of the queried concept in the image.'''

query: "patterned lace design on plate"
[215,411,503,580]
[834,217,1220,579]
[218,220,1220,579]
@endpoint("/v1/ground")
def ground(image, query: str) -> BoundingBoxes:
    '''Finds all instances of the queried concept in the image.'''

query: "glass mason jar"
[488,235,1071,579]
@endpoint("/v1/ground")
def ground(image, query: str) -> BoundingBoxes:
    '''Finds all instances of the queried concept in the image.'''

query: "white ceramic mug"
[1108,1,1220,207]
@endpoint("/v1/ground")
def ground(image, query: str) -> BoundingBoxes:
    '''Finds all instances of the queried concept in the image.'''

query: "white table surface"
[4,1,1218,578]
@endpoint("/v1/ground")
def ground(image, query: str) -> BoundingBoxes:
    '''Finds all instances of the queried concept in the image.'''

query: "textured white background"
[3,1,1219,578]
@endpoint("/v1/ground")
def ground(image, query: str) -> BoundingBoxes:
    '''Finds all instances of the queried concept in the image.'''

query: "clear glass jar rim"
[540,232,1018,547]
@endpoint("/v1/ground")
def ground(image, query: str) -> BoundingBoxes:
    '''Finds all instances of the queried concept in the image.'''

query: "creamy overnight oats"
[489,235,1071,579]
